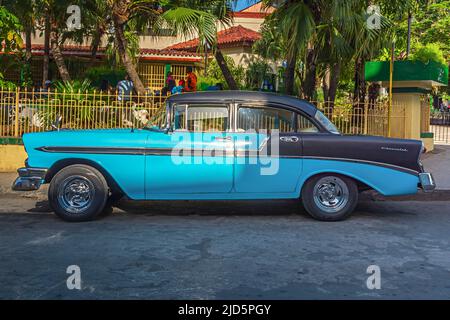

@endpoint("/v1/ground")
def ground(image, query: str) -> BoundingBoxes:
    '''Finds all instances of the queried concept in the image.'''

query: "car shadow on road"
[19,193,423,220]
[27,200,53,213]
[115,199,308,217]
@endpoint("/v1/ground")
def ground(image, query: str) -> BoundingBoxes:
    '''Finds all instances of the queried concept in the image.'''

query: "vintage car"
[12,91,435,222]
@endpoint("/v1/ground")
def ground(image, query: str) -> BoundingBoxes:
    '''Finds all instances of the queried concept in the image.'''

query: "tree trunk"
[352,57,366,130]
[50,27,71,82]
[406,11,412,58]
[353,57,366,106]
[214,49,238,90]
[322,66,330,103]
[25,28,32,64]
[90,28,104,65]
[284,48,297,95]
[113,18,146,94]
[302,47,318,101]
[327,63,340,110]
[42,14,50,86]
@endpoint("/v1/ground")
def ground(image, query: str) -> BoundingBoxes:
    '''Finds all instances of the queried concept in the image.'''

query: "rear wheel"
[48,165,109,222]
[301,174,358,221]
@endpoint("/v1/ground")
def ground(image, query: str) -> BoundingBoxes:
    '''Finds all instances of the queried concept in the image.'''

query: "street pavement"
[0,195,450,299]
[422,144,450,190]
[0,145,449,299]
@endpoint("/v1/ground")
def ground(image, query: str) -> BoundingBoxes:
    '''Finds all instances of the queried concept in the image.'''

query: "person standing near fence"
[117,75,134,102]
[172,80,185,95]
[184,67,197,92]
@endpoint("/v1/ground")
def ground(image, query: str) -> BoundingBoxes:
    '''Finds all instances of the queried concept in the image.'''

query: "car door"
[232,104,319,194]
[145,103,234,195]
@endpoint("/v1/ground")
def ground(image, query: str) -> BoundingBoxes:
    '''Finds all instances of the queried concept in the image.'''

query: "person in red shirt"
[184,66,197,92]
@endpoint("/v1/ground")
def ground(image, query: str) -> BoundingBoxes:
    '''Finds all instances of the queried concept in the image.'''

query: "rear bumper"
[12,167,47,191]
[419,172,436,193]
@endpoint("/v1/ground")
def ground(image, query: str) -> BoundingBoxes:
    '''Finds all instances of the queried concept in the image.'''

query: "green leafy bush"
[202,56,246,90]
[53,79,94,95]
[245,59,273,90]
[0,72,16,90]
[196,75,221,91]
[84,66,127,88]
[411,43,447,66]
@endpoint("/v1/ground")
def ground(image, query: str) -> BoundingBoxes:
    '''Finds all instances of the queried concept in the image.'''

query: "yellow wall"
[421,137,434,152]
[0,145,27,172]
[391,93,423,140]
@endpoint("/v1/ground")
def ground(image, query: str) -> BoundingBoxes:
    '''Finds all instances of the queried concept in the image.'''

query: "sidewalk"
[421,144,450,190]
[0,172,48,200]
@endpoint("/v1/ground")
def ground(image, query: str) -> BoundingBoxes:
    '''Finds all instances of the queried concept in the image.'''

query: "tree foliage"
[0,6,23,52]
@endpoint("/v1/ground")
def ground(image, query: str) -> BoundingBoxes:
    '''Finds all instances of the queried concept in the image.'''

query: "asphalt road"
[0,195,450,299]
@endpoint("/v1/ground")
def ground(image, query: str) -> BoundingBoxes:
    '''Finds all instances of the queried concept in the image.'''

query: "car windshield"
[314,110,340,134]
[143,105,167,131]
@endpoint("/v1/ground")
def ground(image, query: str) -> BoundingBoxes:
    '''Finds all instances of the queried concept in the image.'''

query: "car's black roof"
[166,91,318,117]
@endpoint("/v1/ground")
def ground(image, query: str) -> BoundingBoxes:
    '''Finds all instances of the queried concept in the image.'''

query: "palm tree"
[108,0,161,94]
[261,0,316,96]
[33,0,76,82]
[315,0,360,108]
[83,0,110,64]
[161,0,239,90]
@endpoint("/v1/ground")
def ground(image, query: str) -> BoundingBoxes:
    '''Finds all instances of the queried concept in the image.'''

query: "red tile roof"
[232,11,270,18]
[165,25,261,51]
[27,44,201,61]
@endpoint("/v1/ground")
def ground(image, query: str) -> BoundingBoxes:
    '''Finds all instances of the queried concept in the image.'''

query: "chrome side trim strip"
[36,146,419,175]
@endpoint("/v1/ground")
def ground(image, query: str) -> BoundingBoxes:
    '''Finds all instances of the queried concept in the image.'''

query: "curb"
[360,190,450,202]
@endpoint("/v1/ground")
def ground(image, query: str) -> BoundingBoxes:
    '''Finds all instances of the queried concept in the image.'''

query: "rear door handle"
[280,136,299,143]
[215,136,232,142]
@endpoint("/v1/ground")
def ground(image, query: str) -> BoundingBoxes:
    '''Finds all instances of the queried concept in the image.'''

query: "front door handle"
[280,136,299,143]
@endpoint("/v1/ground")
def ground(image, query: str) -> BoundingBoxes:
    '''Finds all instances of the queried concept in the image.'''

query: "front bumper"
[12,167,48,191]
[419,172,436,193]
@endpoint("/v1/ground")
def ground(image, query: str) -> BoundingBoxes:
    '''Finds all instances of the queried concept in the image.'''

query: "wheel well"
[45,159,124,196]
[302,172,372,193]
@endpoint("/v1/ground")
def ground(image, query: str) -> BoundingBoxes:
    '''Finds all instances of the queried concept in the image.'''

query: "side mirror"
[51,115,62,131]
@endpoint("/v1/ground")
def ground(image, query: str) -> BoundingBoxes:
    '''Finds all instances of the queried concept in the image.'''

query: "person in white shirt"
[117,75,134,102]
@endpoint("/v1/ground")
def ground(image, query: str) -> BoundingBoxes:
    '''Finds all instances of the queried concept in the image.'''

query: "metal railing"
[0,88,406,139]
[315,101,406,138]
[430,110,450,144]
[0,87,168,137]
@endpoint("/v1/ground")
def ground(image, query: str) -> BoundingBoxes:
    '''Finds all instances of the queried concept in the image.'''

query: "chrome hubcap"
[313,176,349,213]
[58,176,95,214]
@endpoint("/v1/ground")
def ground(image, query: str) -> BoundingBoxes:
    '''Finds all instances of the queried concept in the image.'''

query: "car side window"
[174,104,229,132]
[297,114,319,133]
[173,105,187,130]
[237,106,295,133]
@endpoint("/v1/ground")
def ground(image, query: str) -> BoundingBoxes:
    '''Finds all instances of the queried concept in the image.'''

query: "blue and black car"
[13,91,435,221]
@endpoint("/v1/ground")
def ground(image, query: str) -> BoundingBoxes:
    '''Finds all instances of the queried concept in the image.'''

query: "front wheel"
[48,165,109,222]
[301,174,358,221]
